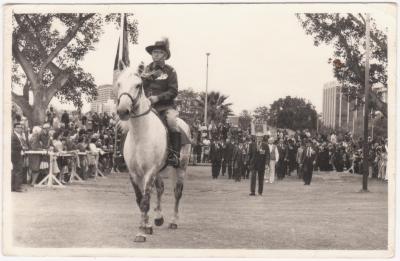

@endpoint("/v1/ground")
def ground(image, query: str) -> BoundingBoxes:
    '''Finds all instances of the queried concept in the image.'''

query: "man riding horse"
[141,38,181,168]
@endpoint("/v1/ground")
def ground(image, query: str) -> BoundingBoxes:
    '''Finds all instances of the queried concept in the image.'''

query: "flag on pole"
[113,14,130,99]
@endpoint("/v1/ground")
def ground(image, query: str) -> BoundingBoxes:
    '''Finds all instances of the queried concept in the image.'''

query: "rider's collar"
[150,61,166,70]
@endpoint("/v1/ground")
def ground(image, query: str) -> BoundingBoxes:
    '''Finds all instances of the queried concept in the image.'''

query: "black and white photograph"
[2,2,397,259]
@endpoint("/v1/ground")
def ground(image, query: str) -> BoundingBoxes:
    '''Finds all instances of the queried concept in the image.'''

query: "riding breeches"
[160,108,180,133]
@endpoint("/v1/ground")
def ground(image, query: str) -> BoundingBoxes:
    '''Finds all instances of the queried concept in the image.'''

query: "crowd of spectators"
[11,107,118,192]
[11,108,388,193]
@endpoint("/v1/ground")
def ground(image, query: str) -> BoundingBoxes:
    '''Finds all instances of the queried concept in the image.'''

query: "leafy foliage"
[269,96,317,130]
[253,106,269,123]
[196,91,234,126]
[296,13,387,117]
[12,13,138,125]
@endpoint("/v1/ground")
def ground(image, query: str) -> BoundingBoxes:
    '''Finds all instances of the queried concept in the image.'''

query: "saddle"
[151,109,192,145]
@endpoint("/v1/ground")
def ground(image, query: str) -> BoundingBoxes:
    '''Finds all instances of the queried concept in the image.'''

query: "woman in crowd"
[28,126,43,185]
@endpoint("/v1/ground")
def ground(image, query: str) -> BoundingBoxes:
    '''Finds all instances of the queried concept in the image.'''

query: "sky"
[49,4,395,115]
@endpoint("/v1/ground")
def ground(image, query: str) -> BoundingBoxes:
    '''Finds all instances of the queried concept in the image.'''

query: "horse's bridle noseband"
[117,85,152,119]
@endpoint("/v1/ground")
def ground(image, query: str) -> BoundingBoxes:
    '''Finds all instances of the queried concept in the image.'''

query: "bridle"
[117,85,152,119]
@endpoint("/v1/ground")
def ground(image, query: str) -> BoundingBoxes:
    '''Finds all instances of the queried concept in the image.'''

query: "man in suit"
[250,136,270,195]
[221,138,234,178]
[300,139,317,185]
[210,139,223,179]
[11,122,27,192]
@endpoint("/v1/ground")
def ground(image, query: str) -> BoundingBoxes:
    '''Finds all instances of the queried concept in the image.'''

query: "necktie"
[308,147,311,157]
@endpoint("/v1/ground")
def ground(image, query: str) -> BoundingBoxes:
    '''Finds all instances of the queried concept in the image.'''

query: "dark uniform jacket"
[223,141,234,162]
[11,132,23,166]
[142,62,178,112]
[210,142,223,162]
[300,146,317,173]
[247,141,258,170]
[232,146,246,169]
[254,142,270,171]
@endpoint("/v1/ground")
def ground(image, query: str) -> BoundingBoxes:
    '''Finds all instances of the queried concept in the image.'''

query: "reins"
[117,86,152,119]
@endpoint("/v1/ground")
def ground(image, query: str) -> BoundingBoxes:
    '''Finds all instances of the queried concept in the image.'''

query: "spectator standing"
[266,137,279,184]
[29,126,43,185]
[11,123,27,192]
[61,110,70,129]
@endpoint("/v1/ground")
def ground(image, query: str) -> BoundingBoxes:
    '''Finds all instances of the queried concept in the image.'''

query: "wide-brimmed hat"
[145,38,171,60]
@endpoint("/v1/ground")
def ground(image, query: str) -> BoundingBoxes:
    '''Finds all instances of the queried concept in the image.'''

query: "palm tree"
[196,91,234,126]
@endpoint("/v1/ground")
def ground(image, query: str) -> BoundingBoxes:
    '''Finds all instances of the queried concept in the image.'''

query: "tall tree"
[196,91,234,126]
[12,13,138,126]
[176,88,202,126]
[269,96,317,130]
[296,13,387,118]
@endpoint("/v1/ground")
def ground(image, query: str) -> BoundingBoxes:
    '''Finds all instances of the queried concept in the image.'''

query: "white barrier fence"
[22,150,113,188]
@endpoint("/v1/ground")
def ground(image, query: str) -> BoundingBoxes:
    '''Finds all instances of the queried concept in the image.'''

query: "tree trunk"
[30,103,47,127]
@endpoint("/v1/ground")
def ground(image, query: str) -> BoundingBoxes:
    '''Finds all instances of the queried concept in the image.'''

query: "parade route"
[12,166,388,250]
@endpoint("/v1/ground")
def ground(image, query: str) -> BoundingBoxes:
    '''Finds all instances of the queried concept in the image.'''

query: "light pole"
[204,52,210,128]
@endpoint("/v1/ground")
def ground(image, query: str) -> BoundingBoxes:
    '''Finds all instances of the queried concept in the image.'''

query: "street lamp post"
[204,53,210,128]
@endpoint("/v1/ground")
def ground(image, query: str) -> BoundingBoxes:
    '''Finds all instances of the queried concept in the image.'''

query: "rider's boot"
[168,132,181,168]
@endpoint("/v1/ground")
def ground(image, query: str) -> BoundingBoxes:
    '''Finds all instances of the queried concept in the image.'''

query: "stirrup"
[167,154,180,168]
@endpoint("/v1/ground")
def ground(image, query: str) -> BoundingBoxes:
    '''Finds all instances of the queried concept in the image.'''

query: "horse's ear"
[119,60,127,71]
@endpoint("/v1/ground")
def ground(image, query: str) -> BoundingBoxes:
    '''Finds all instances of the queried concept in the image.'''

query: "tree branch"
[38,14,95,78]
[348,13,387,52]
[12,34,39,88]
[17,14,62,76]
[45,70,70,104]
[12,92,32,115]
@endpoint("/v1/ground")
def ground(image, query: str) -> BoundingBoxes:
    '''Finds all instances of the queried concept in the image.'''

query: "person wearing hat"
[142,38,181,167]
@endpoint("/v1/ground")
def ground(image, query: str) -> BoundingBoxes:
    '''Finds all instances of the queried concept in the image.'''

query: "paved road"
[12,166,388,250]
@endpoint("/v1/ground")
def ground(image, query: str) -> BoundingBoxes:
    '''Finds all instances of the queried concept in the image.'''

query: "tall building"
[91,84,116,114]
[322,81,362,136]
[322,81,387,137]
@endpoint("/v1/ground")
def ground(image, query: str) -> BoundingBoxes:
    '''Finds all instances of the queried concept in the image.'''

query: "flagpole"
[362,13,371,192]
[119,13,124,61]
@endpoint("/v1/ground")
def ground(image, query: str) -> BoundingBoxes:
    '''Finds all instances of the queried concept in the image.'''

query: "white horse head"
[115,61,149,121]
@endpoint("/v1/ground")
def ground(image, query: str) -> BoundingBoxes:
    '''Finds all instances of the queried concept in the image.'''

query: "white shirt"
[268,144,279,162]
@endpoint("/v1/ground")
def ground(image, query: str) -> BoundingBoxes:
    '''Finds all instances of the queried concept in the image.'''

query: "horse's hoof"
[154,217,164,226]
[143,226,153,235]
[134,234,146,243]
[169,223,178,229]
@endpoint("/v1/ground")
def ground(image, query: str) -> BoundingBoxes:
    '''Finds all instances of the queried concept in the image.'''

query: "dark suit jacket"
[300,146,316,174]
[248,141,258,170]
[210,142,223,162]
[232,146,245,169]
[255,142,270,171]
[11,132,23,166]
[223,142,234,162]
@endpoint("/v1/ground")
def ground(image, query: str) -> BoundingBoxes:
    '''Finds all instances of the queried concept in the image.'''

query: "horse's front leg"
[169,168,185,229]
[154,174,165,226]
[130,176,153,242]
